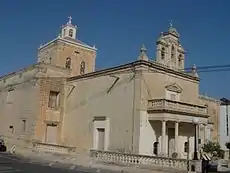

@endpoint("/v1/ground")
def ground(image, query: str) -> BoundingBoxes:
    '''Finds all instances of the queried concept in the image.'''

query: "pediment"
[171,30,179,37]
[168,28,180,38]
[165,83,182,93]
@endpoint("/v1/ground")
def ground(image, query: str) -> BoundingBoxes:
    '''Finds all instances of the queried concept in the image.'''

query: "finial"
[192,64,199,77]
[140,44,147,52]
[192,64,197,70]
[138,44,148,61]
[169,20,173,29]
[68,16,72,24]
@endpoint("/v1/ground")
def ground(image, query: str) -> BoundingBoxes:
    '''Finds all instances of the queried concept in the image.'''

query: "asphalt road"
[0,152,113,173]
[3,152,229,173]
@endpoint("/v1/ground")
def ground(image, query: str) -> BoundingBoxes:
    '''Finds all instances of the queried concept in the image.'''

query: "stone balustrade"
[90,150,192,172]
[148,99,208,117]
[33,142,75,154]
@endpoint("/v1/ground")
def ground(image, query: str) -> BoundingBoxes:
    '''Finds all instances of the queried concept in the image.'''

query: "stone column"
[175,122,179,153]
[203,124,207,142]
[161,120,166,156]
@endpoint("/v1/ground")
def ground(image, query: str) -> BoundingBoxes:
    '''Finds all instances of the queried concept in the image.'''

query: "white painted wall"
[178,123,195,159]
[219,105,230,150]
[139,112,196,159]
[139,111,158,155]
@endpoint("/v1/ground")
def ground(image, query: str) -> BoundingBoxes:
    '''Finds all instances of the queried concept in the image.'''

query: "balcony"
[148,99,208,117]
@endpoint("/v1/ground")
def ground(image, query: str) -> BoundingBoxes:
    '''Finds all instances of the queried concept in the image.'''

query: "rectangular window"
[9,125,14,134]
[22,120,26,132]
[48,91,60,109]
[6,88,14,103]
[184,142,188,153]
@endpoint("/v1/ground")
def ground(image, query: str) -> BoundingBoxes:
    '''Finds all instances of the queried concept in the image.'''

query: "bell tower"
[156,21,185,70]
[37,17,97,77]
[60,16,77,39]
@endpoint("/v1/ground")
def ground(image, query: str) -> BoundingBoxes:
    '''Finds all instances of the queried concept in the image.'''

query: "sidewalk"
[15,149,172,173]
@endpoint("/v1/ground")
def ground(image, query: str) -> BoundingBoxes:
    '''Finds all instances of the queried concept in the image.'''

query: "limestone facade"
[0,18,220,159]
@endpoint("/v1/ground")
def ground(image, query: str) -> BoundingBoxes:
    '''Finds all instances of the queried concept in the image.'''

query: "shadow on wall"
[67,74,135,113]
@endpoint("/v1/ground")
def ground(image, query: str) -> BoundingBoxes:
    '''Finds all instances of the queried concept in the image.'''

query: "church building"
[0,17,220,159]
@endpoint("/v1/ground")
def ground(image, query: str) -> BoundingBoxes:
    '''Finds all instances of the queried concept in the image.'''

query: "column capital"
[200,123,208,127]
[162,119,168,122]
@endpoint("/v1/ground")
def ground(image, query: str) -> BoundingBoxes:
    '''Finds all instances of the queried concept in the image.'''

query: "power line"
[183,64,230,73]
[184,64,230,71]
[197,68,230,73]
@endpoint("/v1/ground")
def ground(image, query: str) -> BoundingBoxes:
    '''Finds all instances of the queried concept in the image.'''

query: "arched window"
[69,29,73,37]
[161,47,165,59]
[184,142,188,153]
[65,57,71,69]
[153,142,159,155]
[63,29,66,37]
[49,57,52,64]
[171,45,175,58]
[80,61,86,74]
[178,54,183,67]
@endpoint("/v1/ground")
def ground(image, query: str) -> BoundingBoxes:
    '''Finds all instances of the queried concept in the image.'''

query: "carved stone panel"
[165,83,182,93]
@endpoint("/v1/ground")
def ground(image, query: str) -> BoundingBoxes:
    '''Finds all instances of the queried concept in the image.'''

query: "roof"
[39,37,96,51]
[63,37,90,47]
[68,60,200,82]
[199,94,220,103]
[0,63,70,82]
[0,64,38,81]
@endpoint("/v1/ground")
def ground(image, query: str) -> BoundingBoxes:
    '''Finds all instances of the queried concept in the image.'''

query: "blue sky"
[0,0,230,98]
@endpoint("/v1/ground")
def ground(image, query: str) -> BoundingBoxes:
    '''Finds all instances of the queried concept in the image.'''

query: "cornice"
[68,60,199,82]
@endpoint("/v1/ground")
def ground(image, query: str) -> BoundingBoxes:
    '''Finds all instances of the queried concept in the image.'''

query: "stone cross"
[169,20,173,28]
[68,16,72,24]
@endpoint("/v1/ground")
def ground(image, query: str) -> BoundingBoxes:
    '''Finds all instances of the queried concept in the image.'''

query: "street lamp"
[193,117,199,160]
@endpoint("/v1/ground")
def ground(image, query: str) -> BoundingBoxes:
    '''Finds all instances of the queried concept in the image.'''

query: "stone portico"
[139,99,210,159]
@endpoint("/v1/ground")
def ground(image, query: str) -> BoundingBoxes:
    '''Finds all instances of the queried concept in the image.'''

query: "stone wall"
[199,95,220,142]
[64,68,141,154]
[34,77,66,144]
[0,63,69,150]
[0,66,40,149]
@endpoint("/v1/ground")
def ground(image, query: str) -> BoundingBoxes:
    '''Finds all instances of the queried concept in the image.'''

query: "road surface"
[0,152,114,173]
[2,152,230,173]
